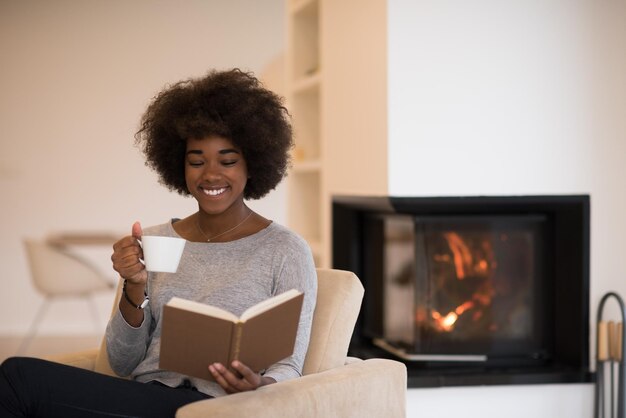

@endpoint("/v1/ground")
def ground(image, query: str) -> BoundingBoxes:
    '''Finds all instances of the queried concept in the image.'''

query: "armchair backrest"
[302,268,364,375]
[93,268,365,377]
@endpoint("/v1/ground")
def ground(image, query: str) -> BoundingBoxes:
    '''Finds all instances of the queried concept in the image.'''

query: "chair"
[20,239,115,354]
[46,268,407,418]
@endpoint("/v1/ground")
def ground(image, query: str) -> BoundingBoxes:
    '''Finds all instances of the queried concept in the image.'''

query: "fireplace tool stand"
[595,292,626,418]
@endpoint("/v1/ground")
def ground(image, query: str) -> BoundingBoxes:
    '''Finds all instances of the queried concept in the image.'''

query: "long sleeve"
[105,305,152,377]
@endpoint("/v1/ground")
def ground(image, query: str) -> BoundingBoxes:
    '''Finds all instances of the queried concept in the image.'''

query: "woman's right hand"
[111,221,147,285]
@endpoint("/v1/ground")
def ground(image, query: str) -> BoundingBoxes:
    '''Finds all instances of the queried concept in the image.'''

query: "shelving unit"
[286,0,327,267]
[285,0,388,268]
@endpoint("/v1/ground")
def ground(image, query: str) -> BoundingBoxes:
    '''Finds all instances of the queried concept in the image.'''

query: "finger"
[216,363,244,388]
[209,364,237,393]
[112,242,141,258]
[118,262,146,279]
[112,249,146,282]
[231,361,258,385]
[221,363,260,392]
[132,221,143,240]
[112,235,140,252]
[111,248,143,270]
[216,363,255,392]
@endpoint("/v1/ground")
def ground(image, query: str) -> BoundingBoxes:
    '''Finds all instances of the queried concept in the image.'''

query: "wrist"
[123,279,145,290]
[122,280,149,309]
[260,376,276,387]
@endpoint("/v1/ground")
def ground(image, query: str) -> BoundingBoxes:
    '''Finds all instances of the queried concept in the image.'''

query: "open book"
[159,289,304,381]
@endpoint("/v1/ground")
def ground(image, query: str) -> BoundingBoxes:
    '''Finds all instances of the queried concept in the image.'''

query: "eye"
[222,159,238,167]
[187,159,204,167]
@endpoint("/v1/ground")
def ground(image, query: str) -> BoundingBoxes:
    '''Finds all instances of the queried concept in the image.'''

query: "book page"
[240,289,302,321]
[166,297,239,322]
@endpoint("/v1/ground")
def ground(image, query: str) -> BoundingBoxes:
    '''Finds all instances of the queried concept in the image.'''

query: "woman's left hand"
[208,361,276,393]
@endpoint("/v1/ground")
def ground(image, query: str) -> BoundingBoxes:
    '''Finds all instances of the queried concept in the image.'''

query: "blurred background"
[1,1,625,417]
[0,0,287,347]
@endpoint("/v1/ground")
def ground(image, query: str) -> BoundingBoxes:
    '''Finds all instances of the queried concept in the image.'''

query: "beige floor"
[0,334,101,363]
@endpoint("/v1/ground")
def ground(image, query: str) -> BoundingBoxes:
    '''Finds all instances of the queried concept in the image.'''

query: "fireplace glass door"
[368,213,552,365]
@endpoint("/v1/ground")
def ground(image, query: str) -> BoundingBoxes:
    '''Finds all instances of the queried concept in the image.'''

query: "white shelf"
[293,72,321,94]
[289,0,319,82]
[292,159,322,173]
[289,0,317,15]
[287,0,327,267]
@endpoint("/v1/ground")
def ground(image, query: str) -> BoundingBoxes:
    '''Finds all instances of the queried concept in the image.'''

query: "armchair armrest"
[176,358,407,418]
[44,348,100,371]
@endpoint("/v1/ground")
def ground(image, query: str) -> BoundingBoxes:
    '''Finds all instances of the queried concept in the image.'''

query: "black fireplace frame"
[332,195,592,387]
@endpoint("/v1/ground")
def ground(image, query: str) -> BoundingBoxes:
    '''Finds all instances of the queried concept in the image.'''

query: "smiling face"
[185,135,248,216]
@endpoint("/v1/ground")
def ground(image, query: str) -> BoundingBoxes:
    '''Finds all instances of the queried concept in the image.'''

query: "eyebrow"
[186,148,241,156]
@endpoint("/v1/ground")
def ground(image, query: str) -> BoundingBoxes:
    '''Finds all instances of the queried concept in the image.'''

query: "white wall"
[406,383,593,418]
[0,0,286,335]
[388,0,625,416]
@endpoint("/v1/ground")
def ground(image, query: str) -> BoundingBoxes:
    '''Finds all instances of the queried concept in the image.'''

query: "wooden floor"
[0,334,101,363]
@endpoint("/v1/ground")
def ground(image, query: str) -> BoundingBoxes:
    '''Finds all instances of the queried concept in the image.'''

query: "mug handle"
[136,237,145,266]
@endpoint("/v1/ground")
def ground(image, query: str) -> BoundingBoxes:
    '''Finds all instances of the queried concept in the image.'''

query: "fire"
[439,232,494,280]
[431,311,458,331]
[443,232,473,280]
[430,300,476,331]
[456,300,474,315]
[423,231,498,333]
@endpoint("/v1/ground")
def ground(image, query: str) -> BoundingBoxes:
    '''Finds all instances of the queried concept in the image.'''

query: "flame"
[430,300,476,331]
[431,311,458,331]
[455,300,474,315]
[423,232,499,333]
[443,232,474,280]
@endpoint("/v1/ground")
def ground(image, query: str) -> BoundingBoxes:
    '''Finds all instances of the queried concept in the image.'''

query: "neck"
[196,205,252,242]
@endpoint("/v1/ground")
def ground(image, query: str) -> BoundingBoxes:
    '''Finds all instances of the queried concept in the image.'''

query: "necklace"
[196,210,253,242]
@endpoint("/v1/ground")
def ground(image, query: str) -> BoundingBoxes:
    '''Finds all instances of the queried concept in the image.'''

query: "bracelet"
[122,280,149,309]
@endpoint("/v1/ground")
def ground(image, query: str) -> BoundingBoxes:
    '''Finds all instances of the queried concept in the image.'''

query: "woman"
[0,69,317,417]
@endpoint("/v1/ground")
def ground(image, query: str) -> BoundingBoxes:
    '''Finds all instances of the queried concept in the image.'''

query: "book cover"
[159,289,304,381]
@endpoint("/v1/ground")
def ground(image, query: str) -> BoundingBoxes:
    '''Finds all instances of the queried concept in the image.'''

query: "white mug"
[140,236,186,273]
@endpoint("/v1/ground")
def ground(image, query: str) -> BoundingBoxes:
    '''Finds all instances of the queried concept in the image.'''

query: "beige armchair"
[46,268,407,418]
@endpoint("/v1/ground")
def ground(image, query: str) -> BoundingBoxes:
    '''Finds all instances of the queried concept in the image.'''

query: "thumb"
[131,221,143,240]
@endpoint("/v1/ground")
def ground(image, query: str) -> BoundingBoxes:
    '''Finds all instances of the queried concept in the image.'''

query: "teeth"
[203,187,226,196]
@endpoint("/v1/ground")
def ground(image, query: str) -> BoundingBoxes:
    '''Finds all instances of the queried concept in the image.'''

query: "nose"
[202,163,222,181]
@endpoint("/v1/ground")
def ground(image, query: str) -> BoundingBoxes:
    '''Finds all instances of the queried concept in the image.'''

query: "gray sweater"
[105,220,317,397]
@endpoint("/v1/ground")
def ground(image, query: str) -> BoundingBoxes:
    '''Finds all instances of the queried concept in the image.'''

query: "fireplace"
[332,195,592,387]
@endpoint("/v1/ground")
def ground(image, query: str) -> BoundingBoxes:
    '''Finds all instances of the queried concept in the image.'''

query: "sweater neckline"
[166,218,275,246]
